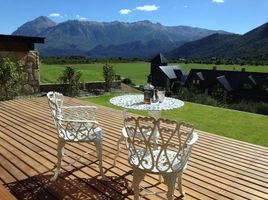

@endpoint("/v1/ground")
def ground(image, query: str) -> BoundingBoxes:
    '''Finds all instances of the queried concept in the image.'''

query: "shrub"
[122,78,132,85]
[174,87,219,107]
[58,66,81,96]
[255,102,268,115]
[193,94,219,106]
[103,63,115,92]
[115,74,121,81]
[230,101,268,115]
[174,87,268,115]
[0,58,19,101]
[229,101,256,113]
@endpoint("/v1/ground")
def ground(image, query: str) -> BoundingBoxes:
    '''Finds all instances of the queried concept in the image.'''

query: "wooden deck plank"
[0,97,268,200]
[1,97,266,200]
[0,120,131,199]
[1,98,266,192]
[0,183,17,200]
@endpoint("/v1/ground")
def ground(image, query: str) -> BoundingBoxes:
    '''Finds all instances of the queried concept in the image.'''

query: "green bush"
[0,58,19,100]
[122,78,132,85]
[230,101,268,115]
[174,87,219,107]
[58,66,82,96]
[193,94,219,106]
[255,102,268,115]
[103,63,115,92]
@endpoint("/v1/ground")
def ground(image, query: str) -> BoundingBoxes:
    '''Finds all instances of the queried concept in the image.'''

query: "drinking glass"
[158,91,165,103]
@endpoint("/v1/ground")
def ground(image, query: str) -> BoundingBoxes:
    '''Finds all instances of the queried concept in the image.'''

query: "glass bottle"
[144,84,154,104]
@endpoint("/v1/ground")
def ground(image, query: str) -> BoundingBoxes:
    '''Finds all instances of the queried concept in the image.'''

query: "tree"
[58,66,82,96]
[0,58,19,101]
[103,63,115,92]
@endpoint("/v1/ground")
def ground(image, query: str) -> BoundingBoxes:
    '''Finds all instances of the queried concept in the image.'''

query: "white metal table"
[110,94,184,119]
[110,94,184,165]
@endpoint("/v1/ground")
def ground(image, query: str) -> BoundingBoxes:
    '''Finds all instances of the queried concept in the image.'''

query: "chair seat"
[130,148,189,173]
[122,127,158,138]
[59,126,102,142]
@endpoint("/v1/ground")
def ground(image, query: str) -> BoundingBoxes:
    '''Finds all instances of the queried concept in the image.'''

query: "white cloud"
[119,5,159,15]
[75,14,87,21]
[49,13,63,18]
[119,9,131,15]
[212,0,224,3]
[184,5,188,8]
[79,17,87,21]
[135,5,159,12]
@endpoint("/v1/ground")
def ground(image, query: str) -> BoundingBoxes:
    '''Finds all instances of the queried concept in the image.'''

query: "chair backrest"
[47,91,100,141]
[124,116,195,173]
[47,91,64,122]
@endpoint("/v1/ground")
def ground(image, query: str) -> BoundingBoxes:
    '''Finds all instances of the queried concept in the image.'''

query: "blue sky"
[0,0,267,35]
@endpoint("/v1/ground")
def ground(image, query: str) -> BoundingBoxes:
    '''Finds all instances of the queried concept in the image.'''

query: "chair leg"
[162,174,178,200]
[132,168,146,200]
[51,139,65,181]
[177,171,185,196]
[94,140,107,180]
[113,134,124,166]
[158,175,162,183]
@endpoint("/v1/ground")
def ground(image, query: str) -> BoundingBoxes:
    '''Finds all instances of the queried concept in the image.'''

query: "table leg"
[148,110,161,120]
[113,109,128,166]
[113,134,125,166]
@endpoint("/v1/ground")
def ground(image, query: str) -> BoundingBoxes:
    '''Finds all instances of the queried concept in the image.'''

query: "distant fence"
[40,81,121,93]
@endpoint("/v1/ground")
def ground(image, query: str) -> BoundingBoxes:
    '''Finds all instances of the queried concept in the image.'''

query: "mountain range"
[168,21,268,60]
[12,16,268,60]
[12,16,228,58]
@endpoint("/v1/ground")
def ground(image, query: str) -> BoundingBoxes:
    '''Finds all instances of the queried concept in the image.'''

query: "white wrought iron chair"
[124,116,198,200]
[47,91,106,181]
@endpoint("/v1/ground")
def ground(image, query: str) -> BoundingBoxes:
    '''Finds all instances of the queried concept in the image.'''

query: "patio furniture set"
[47,91,198,200]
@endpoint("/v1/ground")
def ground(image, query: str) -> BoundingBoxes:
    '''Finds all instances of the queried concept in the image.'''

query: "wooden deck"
[0,97,268,200]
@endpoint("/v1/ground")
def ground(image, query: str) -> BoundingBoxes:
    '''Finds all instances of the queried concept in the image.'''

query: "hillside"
[233,21,268,58]
[12,16,228,58]
[168,33,240,59]
[13,16,56,36]
[87,40,184,59]
[168,21,268,59]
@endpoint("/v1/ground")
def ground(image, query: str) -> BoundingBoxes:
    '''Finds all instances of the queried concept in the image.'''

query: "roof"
[159,65,183,79]
[248,75,257,85]
[196,72,204,81]
[150,53,169,63]
[217,75,233,91]
[0,34,45,43]
[187,69,268,91]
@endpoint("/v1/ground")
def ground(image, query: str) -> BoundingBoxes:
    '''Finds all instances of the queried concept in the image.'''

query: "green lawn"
[80,94,268,147]
[40,62,268,85]
[40,62,150,84]
[174,63,268,74]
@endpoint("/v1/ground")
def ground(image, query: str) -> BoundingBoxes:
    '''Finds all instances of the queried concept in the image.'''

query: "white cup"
[158,91,165,103]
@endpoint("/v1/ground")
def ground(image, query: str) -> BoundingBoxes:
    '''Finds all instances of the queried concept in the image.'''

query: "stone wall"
[0,50,40,94]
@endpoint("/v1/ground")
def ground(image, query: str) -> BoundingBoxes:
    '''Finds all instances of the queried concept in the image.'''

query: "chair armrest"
[58,118,99,124]
[62,106,97,110]
[61,106,97,120]
[186,131,198,145]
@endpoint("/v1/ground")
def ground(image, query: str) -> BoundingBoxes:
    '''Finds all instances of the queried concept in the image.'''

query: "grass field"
[40,62,268,84]
[80,94,268,147]
[40,62,150,84]
[172,63,268,74]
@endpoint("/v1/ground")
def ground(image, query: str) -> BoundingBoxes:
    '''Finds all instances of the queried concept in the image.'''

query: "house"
[185,68,268,102]
[0,34,45,94]
[148,53,186,90]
